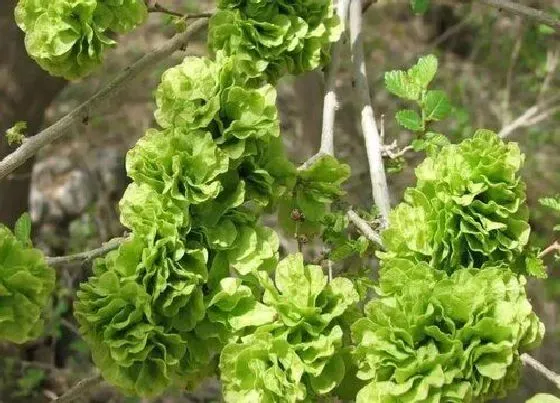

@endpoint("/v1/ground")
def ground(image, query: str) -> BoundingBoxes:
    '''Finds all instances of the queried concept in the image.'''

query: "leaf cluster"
[0,214,55,344]
[74,53,297,397]
[15,0,148,79]
[208,0,343,82]
[351,131,546,402]
[220,253,359,402]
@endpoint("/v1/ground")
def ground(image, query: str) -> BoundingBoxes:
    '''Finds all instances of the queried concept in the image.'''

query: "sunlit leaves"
[15,0,147,79]
[209,1,342,82]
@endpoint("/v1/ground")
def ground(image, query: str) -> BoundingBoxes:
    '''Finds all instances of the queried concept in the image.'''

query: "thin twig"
[521,353,560,390]
[320,0,351,155]
[499,95,560,138]
[347,210,383,248]
[539,241,560,258]
[148,3,213,20]
[348,0,391,226]
[51,373,103,403]
[538,46,560,103]
[0,18,210,181]
[381,140,414,159]
[147,3,184,18]
[501,18,524,127]
[46,237,126,267]
[297,152,326,171]
[478,0,560,31]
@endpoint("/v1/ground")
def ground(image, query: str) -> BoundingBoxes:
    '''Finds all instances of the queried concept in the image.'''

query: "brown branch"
[51,373,103,403]
[46,237,126,267]
[0,18,210,181]
[539,241,560,259]
[478,0,560,31]
[521,354,560,390]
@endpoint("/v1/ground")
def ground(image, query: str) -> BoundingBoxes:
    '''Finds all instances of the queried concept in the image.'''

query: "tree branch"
[539,241,560,259]
[46,237,126,267]
[0,18,210,182]
[521,353,560,390]
[320,0,351,155]
[347,210,383,248]
[297,152,326,171]
[478,0,560,31]
[348,0,391,227]
[147,3,213,19]
[51,373,103,403]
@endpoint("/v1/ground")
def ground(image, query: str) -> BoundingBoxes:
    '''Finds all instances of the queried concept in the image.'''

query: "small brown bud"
[290,208,305,222]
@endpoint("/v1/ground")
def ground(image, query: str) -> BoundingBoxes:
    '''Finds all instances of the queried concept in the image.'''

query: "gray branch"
[348,0,391,227]
[320,0,351,155]
[51,373,103,403]
[479,0,560,31]
[347,210,383,248]
[521,353,560,390]
[0,18,209,181]
[46,237,126,267]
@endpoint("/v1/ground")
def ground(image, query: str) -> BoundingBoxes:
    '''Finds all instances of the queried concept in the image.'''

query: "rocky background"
[1,0,559,402]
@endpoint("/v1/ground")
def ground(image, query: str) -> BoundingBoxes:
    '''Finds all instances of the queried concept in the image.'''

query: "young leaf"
[408,54,437,87]
[14,212,32,247]
[385,70,421,101]
[410,0,431,14]
[5,121,26,146]
[396,109,423,131]
[424,90,452,121]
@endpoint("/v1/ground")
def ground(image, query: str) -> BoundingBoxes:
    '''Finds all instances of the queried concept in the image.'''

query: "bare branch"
[46,237,126,267]
[478,0,560,31]
[539,241,560,259]
[147,3,213,20]
[349,0,391,226]
[499,95,560,138]
[499,103,560,138]
[297,152,326,171]
[538,46,560,102]
[320,0,351,155]
[521,353,560,390]
[381,140,414,159]
[347,210,383,248]
[51,373,103,403]
[501,18,523,127]
[0,18,210,182]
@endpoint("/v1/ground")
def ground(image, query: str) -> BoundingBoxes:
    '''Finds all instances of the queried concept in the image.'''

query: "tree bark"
[0,0,66,228]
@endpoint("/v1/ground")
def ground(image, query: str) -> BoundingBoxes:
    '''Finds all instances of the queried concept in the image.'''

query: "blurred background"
[0,0,559,401]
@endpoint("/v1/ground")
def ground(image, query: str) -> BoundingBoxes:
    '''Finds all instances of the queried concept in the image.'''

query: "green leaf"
[526,253,547,279]
[424,90,452,121]
[409,54,437,87]
[5,121,26,146]
[396,109,424,131]
[410,0,431,14]
[539,195,560,212]
[385,70,421,100]
[527,394,560,403]
[14,212,32,247]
